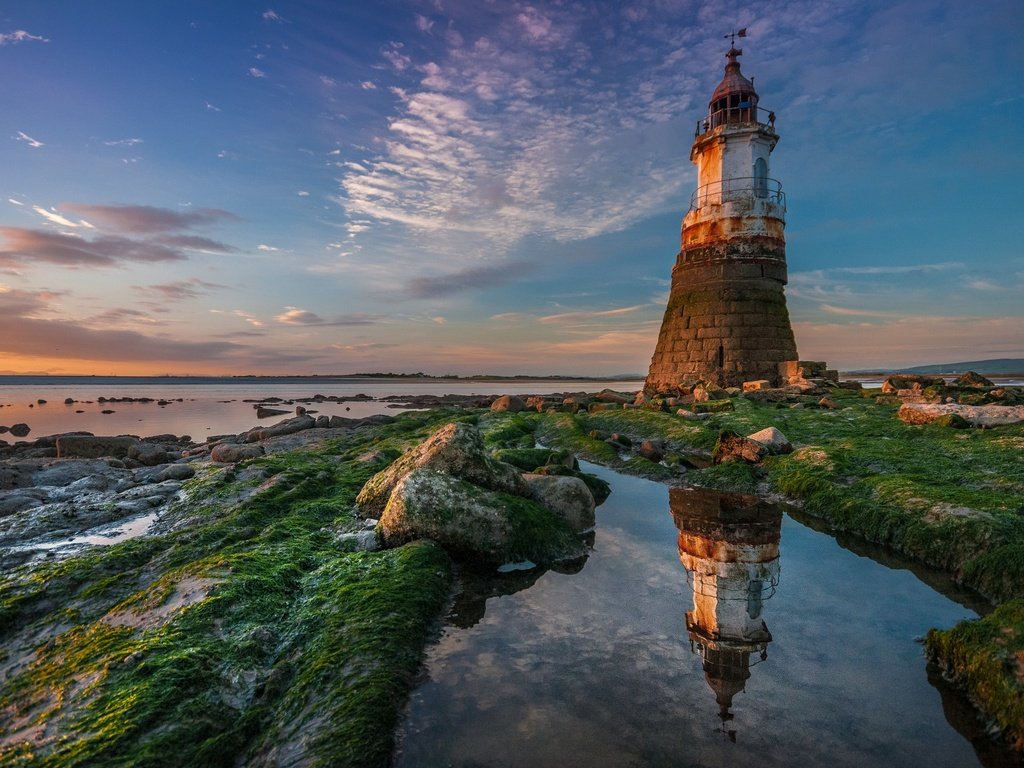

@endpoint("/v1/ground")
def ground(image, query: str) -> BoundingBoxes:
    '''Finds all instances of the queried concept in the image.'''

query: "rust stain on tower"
[646,44,798,392]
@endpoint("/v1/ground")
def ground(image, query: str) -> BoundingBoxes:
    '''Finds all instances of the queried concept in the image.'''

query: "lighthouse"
[646,44,798,391]
[671,487,782,730]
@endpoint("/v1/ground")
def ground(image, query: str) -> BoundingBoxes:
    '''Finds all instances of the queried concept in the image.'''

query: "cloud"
[835,262,963,275]
[360,80,377,90]
[276,306,378,326]
[262,9,285,22]
[382,42,411,71]
[104,138,144,147]
[155,234,235,253]
[135,278,226,302]
[405,260,535,298]
[0,30,48,46]
[15,131,44,148]
[60,203,239,233]
[539,305,648,323]
[257,244,279,252]
[233,309,264,327]
[0,288,240,364]
[0,227,188,269]
[415,14,434,33]
[249,67,267,78]
[276,307,324,325]
[296,190,310,197]
[32,206,81,228]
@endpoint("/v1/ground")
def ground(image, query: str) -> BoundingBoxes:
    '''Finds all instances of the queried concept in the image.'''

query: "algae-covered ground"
[2,392,1022,763]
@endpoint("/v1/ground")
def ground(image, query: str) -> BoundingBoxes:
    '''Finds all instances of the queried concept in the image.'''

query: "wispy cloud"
[135,278,226,302]
[835,262,963,275]
[103,137,144,147]
[15,131,44,148]
[276,306,378,326]
[262,9,286,22]
[405,261,535,298]
[0,227,188,269]
[60,203,239,233]
[539,305,648,323]
[249,67,267,78]
[0,30,48,46]
[32,206,82,228]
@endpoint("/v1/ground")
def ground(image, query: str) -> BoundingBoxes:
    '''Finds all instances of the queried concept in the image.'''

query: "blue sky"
[1,0,1021,375]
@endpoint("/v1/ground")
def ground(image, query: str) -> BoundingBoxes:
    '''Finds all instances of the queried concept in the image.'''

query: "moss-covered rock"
[927,599,1024,749]
[356,422,526,518]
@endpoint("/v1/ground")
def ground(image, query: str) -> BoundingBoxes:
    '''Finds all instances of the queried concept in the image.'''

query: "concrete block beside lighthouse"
[646,45,798,392]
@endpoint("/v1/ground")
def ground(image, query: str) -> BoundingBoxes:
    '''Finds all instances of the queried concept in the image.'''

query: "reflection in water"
[671,487,782,737]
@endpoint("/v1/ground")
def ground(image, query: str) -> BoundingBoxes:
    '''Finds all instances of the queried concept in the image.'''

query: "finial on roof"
[724,27,747,47]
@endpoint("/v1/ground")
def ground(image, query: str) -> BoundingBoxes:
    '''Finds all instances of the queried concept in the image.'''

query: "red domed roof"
[709,47,758,107]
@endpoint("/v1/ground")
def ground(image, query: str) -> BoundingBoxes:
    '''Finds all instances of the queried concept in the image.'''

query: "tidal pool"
[394,464,1010,767]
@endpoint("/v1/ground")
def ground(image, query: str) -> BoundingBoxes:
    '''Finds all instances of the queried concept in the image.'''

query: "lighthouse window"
[754,157,768,198]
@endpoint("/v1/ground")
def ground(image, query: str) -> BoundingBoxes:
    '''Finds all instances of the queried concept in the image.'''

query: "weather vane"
[724,28,747,46]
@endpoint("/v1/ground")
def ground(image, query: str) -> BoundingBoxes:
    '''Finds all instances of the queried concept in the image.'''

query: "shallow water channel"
[394,464,1011,767]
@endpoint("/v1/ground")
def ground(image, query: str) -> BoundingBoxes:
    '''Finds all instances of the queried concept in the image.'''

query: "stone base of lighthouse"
[646,237,798,392]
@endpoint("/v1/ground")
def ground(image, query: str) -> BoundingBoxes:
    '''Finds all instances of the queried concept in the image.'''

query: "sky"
[1,0,1022,376]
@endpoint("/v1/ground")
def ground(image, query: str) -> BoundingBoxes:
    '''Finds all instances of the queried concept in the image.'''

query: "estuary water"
[394,464,1008,768]
[0,376,644,443]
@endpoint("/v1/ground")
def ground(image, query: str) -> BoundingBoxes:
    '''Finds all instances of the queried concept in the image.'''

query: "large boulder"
[956,371,994,388]
[897,403,1024,427]
[211,443,265,463]
[244,415,316,443]
[522,474,595,532]
[747,427,792,454]
[377,469,585,564]
[56,435,139,459]
[881,374,945,394]
[356,422,527,518]
[712,430,767,465]
[490,395,527,413]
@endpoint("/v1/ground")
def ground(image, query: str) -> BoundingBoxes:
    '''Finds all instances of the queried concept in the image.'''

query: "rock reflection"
[671,487,782,736]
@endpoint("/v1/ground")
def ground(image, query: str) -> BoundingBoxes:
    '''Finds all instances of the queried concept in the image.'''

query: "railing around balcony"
[688,176,785,213]
[695,105,776,137]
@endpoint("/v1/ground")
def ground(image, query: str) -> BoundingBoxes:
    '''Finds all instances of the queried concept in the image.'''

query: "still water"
[395,464,1003,768]
[0,376,644,442]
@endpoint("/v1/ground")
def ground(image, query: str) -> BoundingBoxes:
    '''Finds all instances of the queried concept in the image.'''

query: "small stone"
[9,423,30,437]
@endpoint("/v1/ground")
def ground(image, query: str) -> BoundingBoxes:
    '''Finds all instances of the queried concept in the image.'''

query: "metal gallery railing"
[688,176,785,212]
[695,105,777,136]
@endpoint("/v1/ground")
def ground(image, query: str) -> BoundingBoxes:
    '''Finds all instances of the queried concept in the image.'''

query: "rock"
[56,435,139,459]
[818,396,840,410]
[742,380,771,391]
[693,382,727,402]
[127,443,172,466]
[747,426,793,454]
[376,469,516,560]
[490,395,527,413]
[256,406,289,419]
[712,430,767,465]
[595,389,630,404]
[522,474,596,532]
[932,413,971,429]
[0,493,44,515]
[881,374,945,394]
[956,371,994,388]
[587,402,621,413]
[64,398,75,404]
[155,463,196,481]
[9,423,30,438]
[211,443,265,463]
[356,422,527,518]
[638,439,666,463]
[897,403,1024,428]
[676,408,712,421]
[244,415,316,443]
[315,415,330,428]
[295,405,307,416]
[335,530,380,552]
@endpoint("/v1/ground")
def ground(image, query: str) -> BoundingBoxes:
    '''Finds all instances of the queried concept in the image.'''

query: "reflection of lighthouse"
[671,487,782,733]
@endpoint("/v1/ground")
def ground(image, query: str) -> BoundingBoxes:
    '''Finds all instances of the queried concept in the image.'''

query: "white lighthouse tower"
[646,42,798,391]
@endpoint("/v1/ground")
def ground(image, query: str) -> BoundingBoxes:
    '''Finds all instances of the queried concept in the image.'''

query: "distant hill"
[853,358,1024,375]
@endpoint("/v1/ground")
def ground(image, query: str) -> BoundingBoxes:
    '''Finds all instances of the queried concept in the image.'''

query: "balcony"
[695,106,776,137]
[688,177,786,213]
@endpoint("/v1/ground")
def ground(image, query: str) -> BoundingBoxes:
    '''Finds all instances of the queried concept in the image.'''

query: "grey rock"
[522,474,596,532]
[9,423,30,438]
[336,530,380,551]
[356,422,526,518]
[56,435,139,459]
[746,427,793,454]
[211,443,265,463]
[490,395,527,413]
[244,415,316,443]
